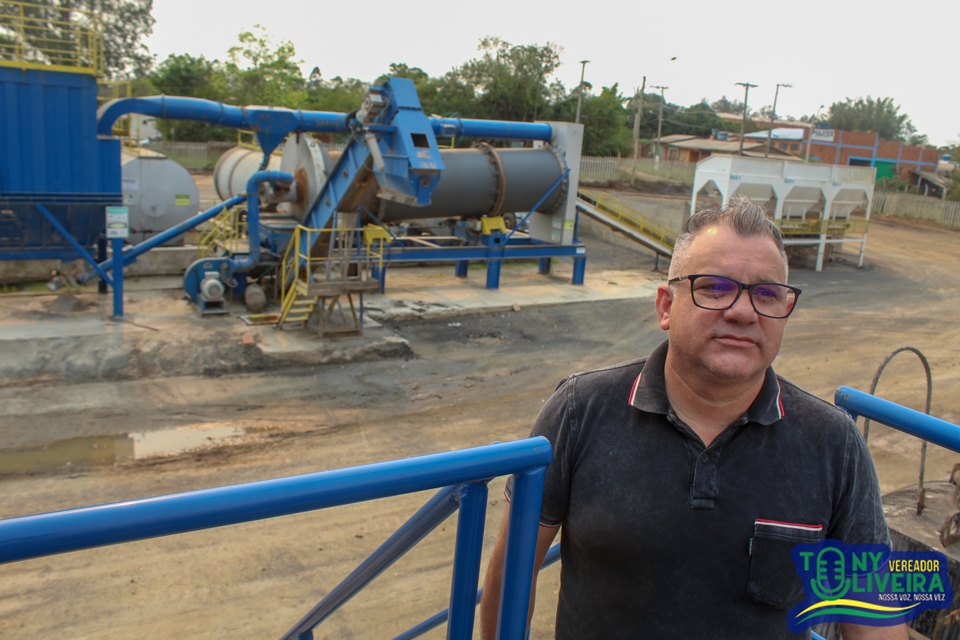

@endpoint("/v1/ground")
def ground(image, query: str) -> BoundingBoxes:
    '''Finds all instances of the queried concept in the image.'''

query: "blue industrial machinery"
[5,60,584,326]
[1,393,958,637]
[93,78,586,319]
[0,67,120,261]
[0,437,553,640]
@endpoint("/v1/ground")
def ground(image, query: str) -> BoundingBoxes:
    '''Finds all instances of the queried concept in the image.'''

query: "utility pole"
[632,76,646,159]
[652,85,668,161]
[735,81,757,156]
[805,104,824,163]
[765,83,791,158]
[574,60,590,125]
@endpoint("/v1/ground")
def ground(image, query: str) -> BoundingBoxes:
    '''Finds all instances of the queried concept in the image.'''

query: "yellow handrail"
[0,1,103,76]
[579,188,678,249]
[277,225,384,327]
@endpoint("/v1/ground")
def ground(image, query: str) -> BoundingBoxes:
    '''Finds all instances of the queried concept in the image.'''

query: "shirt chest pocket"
[747,519,824,608]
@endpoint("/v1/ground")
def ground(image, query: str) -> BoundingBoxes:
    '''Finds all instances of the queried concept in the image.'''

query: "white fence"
[579,157,695,187]
[872,192,960,228]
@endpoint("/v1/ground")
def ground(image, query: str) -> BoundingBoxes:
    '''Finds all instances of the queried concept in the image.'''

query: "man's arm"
[839,622,908,639]
[480,505,559,640]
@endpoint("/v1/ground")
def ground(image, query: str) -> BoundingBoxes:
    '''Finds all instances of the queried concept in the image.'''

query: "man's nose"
[723,289,759,321]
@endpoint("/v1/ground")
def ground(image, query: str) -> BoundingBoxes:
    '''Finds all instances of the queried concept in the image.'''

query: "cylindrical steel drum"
[377,147,564,223]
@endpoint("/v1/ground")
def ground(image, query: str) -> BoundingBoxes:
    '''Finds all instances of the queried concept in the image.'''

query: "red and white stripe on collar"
[628,372,643,406]
[629,371,786,420]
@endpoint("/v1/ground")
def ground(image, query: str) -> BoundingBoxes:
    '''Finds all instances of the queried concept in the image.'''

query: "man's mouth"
[714,334,757,346]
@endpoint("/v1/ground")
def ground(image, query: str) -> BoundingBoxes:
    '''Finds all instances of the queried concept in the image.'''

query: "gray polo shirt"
[508,340,889,639]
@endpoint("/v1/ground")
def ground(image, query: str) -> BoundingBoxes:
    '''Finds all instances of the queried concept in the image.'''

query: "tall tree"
[827,96,921,142]
[148,53,232,141]
[224,25,305,107]
[578,84,632,156]
[83,0,155,78]
[710,96,745,115]
[457,37,562,122]
[0,0,154,78]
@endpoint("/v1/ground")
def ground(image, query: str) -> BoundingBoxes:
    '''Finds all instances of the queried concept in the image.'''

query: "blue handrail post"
[496,467,547,640]
[446,482,489,639]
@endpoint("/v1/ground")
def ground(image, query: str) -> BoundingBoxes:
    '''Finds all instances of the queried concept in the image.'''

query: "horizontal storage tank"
[213,146,282,200]
[121,151,200,244]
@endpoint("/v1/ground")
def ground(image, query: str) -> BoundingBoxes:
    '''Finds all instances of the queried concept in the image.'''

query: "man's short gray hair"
[668,196,788,280]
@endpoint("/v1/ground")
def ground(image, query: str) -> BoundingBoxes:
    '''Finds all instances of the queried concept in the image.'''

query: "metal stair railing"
[577,188,677,252]
[0,438,553,640]
[277,223,384,330]
[196,204,244,259]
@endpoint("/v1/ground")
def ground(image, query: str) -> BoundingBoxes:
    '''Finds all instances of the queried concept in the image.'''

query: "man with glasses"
[481,197,902,639]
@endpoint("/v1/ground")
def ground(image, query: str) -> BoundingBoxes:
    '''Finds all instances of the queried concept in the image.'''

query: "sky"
[144,0,958,147]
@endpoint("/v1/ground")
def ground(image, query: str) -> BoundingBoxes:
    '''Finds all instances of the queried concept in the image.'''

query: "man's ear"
[655,284,674,331]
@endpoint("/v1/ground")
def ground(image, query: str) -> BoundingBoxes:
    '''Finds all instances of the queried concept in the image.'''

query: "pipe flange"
[474,143,507,218]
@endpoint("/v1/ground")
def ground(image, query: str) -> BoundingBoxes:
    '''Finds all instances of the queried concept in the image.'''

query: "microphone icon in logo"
[810,546,850,601]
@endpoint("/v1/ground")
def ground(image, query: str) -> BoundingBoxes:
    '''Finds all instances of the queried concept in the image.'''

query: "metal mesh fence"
[579,157,695,187]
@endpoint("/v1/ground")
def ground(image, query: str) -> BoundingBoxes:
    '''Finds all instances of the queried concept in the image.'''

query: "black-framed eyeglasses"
[668,274,801,319]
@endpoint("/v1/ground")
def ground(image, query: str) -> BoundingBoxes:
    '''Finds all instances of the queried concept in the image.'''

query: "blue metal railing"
[835,386,960,453]
[4,389,959,639]
[0,437,552,640]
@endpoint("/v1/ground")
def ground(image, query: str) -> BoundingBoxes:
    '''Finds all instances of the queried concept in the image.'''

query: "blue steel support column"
[111,238,124,317]
[572,257,586,285]
[35,204,113,285]
[447,482,489,640]
[455,260,468,278]
[486,260,502,290]
[538,258,551,275]
[496,467,547,640]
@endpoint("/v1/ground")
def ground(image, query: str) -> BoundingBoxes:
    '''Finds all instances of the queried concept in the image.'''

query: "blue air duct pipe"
[231,170,293,272]
[97,96,350,156]
[97,96,554,150]
[77,195,246,284]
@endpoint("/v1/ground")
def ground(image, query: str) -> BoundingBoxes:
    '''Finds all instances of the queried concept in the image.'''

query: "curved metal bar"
[861,346,933,514]
[230,170,294,272]
[0,437,552,565]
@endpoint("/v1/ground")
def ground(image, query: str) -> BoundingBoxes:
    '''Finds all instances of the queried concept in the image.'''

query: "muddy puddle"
[0,425,247,473]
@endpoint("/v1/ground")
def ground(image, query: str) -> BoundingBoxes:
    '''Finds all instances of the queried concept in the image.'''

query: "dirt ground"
[2,216,960,639]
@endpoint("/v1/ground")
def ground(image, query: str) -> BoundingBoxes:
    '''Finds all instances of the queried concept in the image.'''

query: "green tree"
[148,53,232,141]
[457,37,562,122]
[224,25,305,107]
[84,0,155,78]
[579,84,632,156]
[827,96,920,142]
[1,0,155,78]
[303,71,368,113]
[710,96,745,115]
